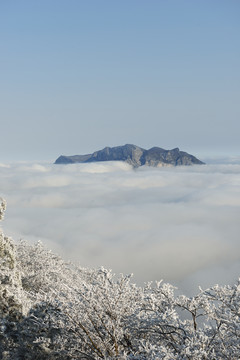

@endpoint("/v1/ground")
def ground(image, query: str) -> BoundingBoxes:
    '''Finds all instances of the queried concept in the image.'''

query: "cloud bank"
[1,160,240,294]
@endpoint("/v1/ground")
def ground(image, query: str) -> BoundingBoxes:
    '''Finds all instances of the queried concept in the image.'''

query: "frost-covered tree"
[0,198,240,359]
[0,199,30,359]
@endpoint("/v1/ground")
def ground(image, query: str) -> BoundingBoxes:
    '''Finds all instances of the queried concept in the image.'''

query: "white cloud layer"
[1,160,240,295]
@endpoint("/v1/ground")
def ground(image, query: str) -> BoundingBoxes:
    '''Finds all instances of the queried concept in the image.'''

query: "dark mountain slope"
[55,144,204,167]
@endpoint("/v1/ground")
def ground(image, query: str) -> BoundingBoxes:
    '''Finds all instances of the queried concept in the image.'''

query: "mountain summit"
[55,144,204,167]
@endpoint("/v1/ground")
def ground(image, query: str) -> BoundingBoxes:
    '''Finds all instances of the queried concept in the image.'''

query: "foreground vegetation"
[0,199,239,359]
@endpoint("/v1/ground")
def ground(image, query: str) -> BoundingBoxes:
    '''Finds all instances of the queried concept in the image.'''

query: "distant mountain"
[55,144,205,167]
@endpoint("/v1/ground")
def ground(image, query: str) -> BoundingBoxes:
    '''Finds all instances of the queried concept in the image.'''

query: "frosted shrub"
[0,200,30,359]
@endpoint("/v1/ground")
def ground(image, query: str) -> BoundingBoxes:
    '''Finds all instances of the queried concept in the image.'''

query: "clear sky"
[1,0,239,161]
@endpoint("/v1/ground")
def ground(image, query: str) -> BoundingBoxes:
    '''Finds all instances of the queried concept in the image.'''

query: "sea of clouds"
[1,159,240,295]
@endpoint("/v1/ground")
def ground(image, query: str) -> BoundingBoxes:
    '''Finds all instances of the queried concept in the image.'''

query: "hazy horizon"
[2,146,240,165]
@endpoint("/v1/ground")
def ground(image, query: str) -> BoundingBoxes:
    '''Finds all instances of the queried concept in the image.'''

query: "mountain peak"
[55,145,204,167]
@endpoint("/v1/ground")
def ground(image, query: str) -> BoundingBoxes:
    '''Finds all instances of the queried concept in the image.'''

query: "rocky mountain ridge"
[55,144,204,167]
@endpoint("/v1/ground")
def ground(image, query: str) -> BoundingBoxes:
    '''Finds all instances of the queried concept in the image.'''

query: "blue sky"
[1,0,239,161]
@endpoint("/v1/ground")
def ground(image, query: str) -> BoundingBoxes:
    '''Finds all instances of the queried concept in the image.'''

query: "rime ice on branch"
[0,199,17,273]
[0,198,6,221]
[0,199,26,323]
